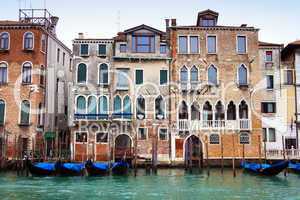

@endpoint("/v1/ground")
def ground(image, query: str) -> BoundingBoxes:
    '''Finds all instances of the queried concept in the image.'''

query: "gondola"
[288,162,300,173]
[55,161,85,176]
[111,161,129,175]
[85,160,109,176]
[241,160,289,176]
[27,161,56,176]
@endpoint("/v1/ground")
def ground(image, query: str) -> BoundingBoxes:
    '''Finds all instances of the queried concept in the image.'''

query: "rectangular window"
[266,51,273,62]
[0,66,7,84]
[190,36,199,54]
[135,69,143,85]
[63,52,65,66]
[41,35,46,53]
[283,70,294,85]
[116,69,129,89]
[22,66,32,84]
[98,44,106,55]
[159,128,168,141]
[40,67,45,86]
[207,36,216,54]
[237,36,247,53]
[80,44,89,56]
[261,102,276,113]
[269,128,276,142]
[132,35,155,53]
[179,36,188,54]
[57,48,60,62]
[138,128,147,140]
[262,128,267,142]
[76,132,87,143]
[160,70,168,85]
[120,44,127,53]
[202,19,215,27]
[96,132,108,143]
[266,75,274,89]
[160,44,167,54]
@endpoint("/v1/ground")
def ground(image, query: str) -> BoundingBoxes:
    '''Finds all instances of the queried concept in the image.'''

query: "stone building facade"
[0,9,71,162]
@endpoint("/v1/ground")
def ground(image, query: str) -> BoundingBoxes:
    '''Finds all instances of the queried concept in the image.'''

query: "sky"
[1,0,299,48]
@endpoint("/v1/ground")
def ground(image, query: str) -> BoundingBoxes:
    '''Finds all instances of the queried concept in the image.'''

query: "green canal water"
[0,169,300,200]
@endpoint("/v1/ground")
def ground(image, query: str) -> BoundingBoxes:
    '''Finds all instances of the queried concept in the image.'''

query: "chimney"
[78,33,84,39]
[171,19,177,27]
[165,19,170,29]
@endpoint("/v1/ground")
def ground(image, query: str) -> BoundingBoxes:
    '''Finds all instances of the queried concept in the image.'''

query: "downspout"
[294,51,299,149]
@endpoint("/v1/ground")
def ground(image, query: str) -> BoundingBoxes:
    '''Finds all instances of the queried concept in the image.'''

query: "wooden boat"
[112,161,129,175]
[55,161,85,176]
[28,161,56,176]
[241,160,289,176]
[85,160,109,176]
[288,162,300,173]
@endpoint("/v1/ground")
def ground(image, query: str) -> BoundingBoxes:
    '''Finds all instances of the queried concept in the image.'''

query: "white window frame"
[98,63,110,85]
[0,32,10,50]
[98,44,107,56]
[74,131,88,144]
[135,95,146,119]
[23,31,34,50]
[189,35,200,54]
[135,68,144,85]
[137,127,148,141]
[207,64,219,85]
[209,133,220,145]
[178,35,189,54]
[95,131,109,144]
[18,99,31,125]
[76,62,88,85]
[239,132,251,145]
[154,95,167,120]
[0,61,9,84]
[266,74,274,90]
[159,69,169,86]
[21,61,33,84]
[206,34,217,54]
[236,63,249,85]
[158,127,169,141]
[0,99,6,125]
[79,43,89,56]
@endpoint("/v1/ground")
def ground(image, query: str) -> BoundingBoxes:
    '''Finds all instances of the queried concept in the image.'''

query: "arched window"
[0,99,5,125]
[20,100,30,125]
[208,65,217,85]
[155,95,165,120]
[180,66,188,83]
[123,96,132,119]
[191,102,201,120]
[87,96,97,119]
[239,100,248,119]
[238,64,248,86]
[203,101,212,120]
[227,101,236,120]
[136,96,145,119]
[77,63,87,83]
[98,96,108,118]
[240,132,250,144]
[0,32,9,50]
[76,96,86,115]
[190,66,198,82]
[215,101,225,120]
[24,32,34,50]
[178,101,188,120]
[99,63,108,85]
[22,62,32,84]
[113,95,122,117]
[0,62,8,84]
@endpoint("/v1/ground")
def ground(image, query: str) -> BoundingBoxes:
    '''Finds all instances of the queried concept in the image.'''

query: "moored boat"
[241,160,289,176]
[288,162,300,173]
[85,160,109,176]
[28,161,56,176]
[112,161,129,175]
[55,161,85,176]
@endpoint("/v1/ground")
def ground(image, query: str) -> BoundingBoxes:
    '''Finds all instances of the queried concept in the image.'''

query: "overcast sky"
[1,0,299,48]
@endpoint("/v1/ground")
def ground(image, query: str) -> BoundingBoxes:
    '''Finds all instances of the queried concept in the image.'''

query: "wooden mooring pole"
[221,133,224,175]
[205,135,210,176]
[282,136,287,177]
[232,134,236,177]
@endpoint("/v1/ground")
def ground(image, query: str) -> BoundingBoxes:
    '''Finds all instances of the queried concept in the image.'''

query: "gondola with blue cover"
[288,161,300,173]
[241,160,289,176]
[55,161,85,176]
[28,161,56,176]
[85,160,109,176]
[112,161,129,175]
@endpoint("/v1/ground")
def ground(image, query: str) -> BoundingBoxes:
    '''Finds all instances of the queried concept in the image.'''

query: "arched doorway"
[184,135,203,168]
[115,134,132,163]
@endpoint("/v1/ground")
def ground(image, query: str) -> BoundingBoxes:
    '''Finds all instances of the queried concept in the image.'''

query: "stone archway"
[115,134,132,162]
[184,135,203,168]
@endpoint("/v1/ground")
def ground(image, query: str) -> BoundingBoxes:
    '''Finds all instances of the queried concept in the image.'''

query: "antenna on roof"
[44,0,47,9]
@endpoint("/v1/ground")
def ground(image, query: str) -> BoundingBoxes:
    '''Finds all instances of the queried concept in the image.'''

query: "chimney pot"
[165,19,170,29]
[171,19,177,27]
[78,33,84,39]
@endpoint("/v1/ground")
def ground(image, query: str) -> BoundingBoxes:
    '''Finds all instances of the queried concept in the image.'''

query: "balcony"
[74,114,109,121]
[112,113,133,121]
[177,119,251,131]
[266,149,300,160]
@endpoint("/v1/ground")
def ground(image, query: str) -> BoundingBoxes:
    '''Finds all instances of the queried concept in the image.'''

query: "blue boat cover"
[63,163,85,172]
[242,162,270,172]
[289,162,300,170]
[35,163,56,171]
[93,163,109,170]
[112,161,129,169]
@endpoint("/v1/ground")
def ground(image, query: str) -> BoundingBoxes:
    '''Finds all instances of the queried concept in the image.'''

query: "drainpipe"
[294,52,299,149]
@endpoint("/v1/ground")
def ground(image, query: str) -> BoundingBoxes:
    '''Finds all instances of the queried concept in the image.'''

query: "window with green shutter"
[77,63,87,83]
[160,70,168,85]
[80,44,89,56]
[98,44,106,55]
[135,69,143,85]
[20,100,30,125]
[0,100,5,125]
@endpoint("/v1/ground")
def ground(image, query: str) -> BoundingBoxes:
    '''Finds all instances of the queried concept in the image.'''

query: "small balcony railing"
[74,114,109,121]
[177,119,251,131]
[112,113,133,121]
[266,149,300,160]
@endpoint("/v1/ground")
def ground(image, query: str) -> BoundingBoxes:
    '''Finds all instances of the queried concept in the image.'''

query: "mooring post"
[221,134,224,175]
[205,135,210,177]
[232,134,236,178]
[282,136,287,177]
[198,134,202,172]
[134,128,138,177]
[258,135,262,165]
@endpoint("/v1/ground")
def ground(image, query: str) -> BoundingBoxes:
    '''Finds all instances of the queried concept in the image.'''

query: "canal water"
[0,169,300,200]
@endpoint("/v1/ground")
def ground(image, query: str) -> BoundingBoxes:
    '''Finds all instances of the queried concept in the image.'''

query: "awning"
[44,132,56,140]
